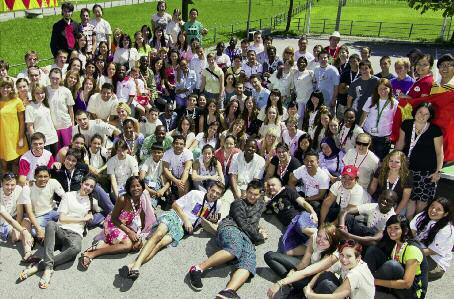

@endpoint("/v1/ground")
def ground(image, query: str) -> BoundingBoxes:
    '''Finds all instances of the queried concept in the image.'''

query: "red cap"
[341,165,359,178]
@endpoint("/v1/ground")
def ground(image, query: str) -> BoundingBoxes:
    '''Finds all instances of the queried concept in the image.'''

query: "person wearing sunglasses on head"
[303,239,375,299]
[342,133,379,190]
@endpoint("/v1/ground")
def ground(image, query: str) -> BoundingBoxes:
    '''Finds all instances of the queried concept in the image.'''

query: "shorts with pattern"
[217,225,257,276]
[411,170,437,202]
[155,210,184,247]
[0,223,12,241]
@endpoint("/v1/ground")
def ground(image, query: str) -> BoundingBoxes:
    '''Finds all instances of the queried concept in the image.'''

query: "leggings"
[364,245,422,299]
[264,251,313,290]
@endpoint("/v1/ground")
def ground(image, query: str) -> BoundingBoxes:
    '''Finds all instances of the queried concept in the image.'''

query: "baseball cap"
[341,165,359,178]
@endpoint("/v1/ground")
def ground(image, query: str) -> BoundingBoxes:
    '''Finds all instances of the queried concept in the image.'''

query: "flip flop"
[128,269,140,280]
[38,269,54,289]
[79,253,93,270]
[18,262,40,281]
[84,240,103,253]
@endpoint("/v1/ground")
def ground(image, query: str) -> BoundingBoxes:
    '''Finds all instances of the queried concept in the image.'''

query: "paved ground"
[1,37,453,298]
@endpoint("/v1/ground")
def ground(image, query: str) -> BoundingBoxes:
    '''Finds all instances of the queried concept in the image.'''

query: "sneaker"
[215,289,240,299]
[188,265,203,291]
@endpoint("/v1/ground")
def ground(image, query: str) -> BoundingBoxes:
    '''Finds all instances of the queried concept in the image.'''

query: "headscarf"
[320,136,340,159]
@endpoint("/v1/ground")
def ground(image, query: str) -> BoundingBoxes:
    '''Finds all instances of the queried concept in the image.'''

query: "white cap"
[330,31,341,39]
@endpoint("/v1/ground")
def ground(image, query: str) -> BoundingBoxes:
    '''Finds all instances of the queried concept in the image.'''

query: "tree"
[407,0,454,41]
[181,0,194,22]
[285,0,294,32]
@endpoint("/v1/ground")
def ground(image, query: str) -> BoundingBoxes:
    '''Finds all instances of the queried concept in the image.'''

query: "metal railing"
[283,17,453,41]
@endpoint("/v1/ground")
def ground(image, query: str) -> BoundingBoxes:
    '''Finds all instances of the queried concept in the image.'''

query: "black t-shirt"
[270,156,302,186]
[177,107,201,133]
[401,120,442,171]
[372,167,413,205]
[267,187,301,226]
[50,163,89,203]
[338,69,360,105]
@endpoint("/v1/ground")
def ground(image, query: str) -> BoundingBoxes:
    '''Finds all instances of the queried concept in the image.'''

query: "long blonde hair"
[379,150,410,188]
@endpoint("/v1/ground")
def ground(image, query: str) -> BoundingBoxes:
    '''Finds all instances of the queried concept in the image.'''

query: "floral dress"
[103,198,142,245]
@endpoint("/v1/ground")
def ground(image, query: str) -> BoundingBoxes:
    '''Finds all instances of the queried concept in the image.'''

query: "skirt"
[411,170,437,203]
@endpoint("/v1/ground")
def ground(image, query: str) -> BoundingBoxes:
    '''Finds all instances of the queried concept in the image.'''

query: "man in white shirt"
[320,165,370,224]
[45,50,68,76]
[229,139,265,201]
[79,8,96,55]
[162,135,193,199]
[342,133,379,190]
[16,51,49,85]
[314,50,339,111]
[87,83,119,121]
[73,110,120,147]
[190,46,208,91]
[294,36,315,64]
[338,190,397,245]
[115,65,136,104]
[248,31,264,56]
[289,151,330,209]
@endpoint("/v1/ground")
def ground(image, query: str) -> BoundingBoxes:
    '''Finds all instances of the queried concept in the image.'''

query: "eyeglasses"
[339,239,356,246]
[356,141,369,147]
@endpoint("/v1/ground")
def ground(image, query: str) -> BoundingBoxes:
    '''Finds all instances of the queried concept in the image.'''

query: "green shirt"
[183,20,204,45]
[140,135,173,162]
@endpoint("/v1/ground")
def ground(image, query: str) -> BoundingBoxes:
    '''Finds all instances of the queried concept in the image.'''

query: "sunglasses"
[356,141,369,147]
[2,172,16,180]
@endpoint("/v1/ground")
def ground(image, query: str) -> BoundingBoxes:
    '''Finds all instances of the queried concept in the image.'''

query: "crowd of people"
[0,1,453,298]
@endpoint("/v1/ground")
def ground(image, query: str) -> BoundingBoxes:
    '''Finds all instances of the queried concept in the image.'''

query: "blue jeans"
[93,184,114,214]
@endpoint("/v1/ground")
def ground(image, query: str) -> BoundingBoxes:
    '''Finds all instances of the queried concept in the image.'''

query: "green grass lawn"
[0,0,291,72]
[279,0,447,40]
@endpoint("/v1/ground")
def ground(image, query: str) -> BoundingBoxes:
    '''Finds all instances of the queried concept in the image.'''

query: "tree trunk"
[182,0,189,22]
[286,0,294,32]
[335,0,343,31]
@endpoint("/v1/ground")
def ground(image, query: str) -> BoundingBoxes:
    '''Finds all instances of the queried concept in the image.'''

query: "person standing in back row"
[50,2,80,58]
[183,8,208,45]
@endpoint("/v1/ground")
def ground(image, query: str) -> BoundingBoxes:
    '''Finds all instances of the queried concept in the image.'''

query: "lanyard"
[375,99,391,127]
[354,151,369,168]
[278,158,291,180]
[66,169,75,190]
[350,70,359,83]
[409,122,428,158]
[386,176,400,190]
[193,194,216,228]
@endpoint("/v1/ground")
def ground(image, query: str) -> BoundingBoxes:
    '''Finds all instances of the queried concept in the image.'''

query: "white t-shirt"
[292,166,330,197]
[90,18,112,45]
[106,155,139,188]
[357,203,395,231]
[195,132,217,150]
[57,191,91,236]
[410,212,454,271]
[86,93,119,121]
[19,179,65,217]
[140,119,162,137]
[113,48,140,70]
[152,12,172,29]
[0,186,22,225]
[25,102,58,145]
[282,129,304,155]
[140,157,163,182]
[116,78,139,102]
[362,97,398,137]
[73,119,116,146]
[346,261,375,299]
[162,148,193,179]
[294,51,315,64]
[329,181,369,209]
[229,152,266,191]
[338,124,364,153]
[189,56,207,89]
[342,149,379,190]
[88,147,109,169]
[175,190,220,226]
[291,69,315,103]
[215,53,231,68]
[46,86,74,129]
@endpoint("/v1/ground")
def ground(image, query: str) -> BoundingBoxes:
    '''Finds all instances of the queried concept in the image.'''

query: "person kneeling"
[188,180,267,299]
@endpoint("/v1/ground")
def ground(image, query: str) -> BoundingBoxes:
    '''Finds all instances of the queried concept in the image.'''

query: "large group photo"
[0,0,453,298]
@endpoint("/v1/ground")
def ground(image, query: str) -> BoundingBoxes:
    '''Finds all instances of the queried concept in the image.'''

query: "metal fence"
[284,17,453,41]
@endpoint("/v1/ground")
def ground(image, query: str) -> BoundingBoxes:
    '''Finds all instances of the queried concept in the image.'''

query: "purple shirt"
[74,91,88,112]
[391,75,415,97]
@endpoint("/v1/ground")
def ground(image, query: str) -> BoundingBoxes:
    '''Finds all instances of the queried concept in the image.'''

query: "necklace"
[409,121,428,157]
[386,176,400,190]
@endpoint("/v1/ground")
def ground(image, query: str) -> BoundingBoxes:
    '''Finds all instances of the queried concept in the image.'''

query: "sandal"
[79,253,93,270]
[18,262,40,281]
[38,269,54,289]
[128,269,140,280]
[84,240,103,253]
